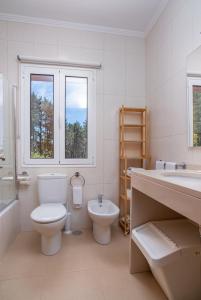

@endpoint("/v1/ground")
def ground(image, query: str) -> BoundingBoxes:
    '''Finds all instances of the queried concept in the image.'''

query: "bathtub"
[0,200,20,259]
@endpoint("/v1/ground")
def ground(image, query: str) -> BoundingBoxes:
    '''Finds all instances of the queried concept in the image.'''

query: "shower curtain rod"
[17,55,102,69]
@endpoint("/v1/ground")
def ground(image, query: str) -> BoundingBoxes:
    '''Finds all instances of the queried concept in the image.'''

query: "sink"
[161,171,201,185]
[162,171,201,178]
[0,176,14,181]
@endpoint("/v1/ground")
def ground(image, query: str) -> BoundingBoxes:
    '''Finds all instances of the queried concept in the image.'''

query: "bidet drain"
[72,230,83,235]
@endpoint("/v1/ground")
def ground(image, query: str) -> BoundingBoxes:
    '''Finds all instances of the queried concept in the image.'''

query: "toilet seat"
[31,204,67,224]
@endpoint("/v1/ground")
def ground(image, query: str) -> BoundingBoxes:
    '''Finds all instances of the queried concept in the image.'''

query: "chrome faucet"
[0,153,5,161]
[98,194,103,205]
[176,162,186,169]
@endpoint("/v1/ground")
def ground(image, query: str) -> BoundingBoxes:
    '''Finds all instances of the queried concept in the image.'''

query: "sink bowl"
[162,171,201,179]
[161,171,201,186]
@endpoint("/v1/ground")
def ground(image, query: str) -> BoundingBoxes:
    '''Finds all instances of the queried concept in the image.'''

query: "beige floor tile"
[0,251,47,280]
[102,272,167,299]
[0,233,46,280]
[41,269,105,300]
[0,228,167,300]
[0,277,42,300]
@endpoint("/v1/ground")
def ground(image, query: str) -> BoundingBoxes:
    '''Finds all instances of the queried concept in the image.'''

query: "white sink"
[162,171,201,178]
[161,171,201,186]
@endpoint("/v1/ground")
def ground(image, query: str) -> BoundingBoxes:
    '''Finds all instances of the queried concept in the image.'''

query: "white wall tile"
[58,43,81,61]
[124,96,145,108]
[80,31,104,50]
[0,21,7,40]
[103,51,126,96]
[103,140,119,184]
[192,0,201,50]
[103,95,122,140]
[35,43,58,58]
[103,182,119,206]
[7,22,36,43]
[2,20,145,231]
[125,36,144,54]
[57,28,82,47]
[103,33,125,52]
[0,40,7,75]
[34,24,59,44]
[126,52,145,97]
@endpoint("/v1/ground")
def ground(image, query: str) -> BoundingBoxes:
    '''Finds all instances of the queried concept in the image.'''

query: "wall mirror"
[0,74,4,155]
[187,45,201,147]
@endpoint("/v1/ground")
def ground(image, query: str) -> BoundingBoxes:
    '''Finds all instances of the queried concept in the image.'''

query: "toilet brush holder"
[64,212,72,235]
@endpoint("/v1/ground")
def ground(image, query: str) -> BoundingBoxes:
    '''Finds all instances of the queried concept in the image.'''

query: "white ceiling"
[0,0,168,36]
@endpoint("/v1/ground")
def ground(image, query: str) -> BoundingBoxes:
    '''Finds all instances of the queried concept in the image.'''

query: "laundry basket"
[132,219,201,300]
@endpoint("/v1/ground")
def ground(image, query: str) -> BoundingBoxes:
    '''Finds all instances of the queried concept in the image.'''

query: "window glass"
[30,74,54,158]
[65,76,88,159]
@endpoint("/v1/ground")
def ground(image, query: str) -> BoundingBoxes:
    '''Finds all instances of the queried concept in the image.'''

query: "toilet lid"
[31,204,67,223]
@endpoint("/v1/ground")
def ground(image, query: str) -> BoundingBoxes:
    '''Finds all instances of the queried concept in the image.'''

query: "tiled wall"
[0,201,20,259]
[146,0,201,167]
[0,21,146,230]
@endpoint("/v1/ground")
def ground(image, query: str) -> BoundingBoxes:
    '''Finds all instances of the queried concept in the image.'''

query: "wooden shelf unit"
[119,106,149,235]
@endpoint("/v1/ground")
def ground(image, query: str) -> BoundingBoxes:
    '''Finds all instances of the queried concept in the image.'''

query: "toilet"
[31,173,67,255]
[88,199,119,245]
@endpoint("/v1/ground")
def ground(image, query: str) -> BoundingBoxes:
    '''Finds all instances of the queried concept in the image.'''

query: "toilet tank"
[37,173,67,205]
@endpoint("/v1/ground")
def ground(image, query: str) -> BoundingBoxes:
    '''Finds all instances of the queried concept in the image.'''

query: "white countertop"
[130,169,201,199]
[130,169,201,224]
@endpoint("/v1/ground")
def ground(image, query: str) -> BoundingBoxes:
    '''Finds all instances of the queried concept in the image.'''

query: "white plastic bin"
[132,219,201,300]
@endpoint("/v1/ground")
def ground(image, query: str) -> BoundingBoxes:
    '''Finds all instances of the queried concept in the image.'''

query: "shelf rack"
[119,105,150,235]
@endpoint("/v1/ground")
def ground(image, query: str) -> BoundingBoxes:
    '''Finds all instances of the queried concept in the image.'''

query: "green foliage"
[65,120,87,159]
[30,91,88,160]
[30,92,54,158]
[193,87,201,147]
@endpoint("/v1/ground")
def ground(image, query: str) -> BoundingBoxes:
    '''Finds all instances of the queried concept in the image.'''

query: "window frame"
[187,77,201,147]
[20,64,96,166]
[59,69,96,165]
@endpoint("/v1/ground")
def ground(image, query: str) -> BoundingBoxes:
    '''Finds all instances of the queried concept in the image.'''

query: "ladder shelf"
[119,106,150,235]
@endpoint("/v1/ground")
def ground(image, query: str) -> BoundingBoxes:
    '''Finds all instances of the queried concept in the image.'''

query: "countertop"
[130,169,201,199]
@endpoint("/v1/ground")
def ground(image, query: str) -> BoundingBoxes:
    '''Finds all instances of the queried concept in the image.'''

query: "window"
[21,65,96,165]
[188,77,201,147]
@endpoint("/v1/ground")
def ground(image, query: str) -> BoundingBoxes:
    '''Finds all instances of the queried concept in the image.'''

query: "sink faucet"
[0,153,5,161]
[176,162,186,169]
[98,194,103,205]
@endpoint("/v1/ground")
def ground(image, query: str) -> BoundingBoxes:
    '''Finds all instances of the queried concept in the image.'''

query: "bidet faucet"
[98,194,103,204]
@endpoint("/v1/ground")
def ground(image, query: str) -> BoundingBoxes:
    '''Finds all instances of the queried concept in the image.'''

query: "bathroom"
[0,0,201,299]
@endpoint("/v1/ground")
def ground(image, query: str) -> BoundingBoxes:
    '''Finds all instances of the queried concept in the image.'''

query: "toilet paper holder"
[70,172,85,186]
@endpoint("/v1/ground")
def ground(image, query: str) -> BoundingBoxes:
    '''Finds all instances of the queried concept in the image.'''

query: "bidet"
[88,198,119,245]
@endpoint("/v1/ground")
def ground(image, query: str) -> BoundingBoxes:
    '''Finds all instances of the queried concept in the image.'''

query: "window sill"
[21,163,96,168]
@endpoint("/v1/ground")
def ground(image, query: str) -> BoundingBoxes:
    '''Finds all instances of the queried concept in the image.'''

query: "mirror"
[0,74,4,155]
[187,46,201,147]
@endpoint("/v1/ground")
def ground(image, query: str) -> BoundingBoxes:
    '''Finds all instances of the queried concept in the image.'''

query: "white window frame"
[60,69,96,165]
[20,64,96,166]
[187,77,201,147]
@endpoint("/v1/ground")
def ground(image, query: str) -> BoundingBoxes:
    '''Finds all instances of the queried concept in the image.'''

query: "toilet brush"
[64,212,72,234]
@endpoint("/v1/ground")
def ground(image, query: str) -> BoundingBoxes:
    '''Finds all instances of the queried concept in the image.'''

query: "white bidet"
[88,199,119,245]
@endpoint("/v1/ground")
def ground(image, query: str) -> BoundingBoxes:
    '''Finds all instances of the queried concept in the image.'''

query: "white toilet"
[31,173,67,255]
[88,197,119,245]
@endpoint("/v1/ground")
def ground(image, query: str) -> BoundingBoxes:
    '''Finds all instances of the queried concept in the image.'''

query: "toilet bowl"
[31,203,67,255]
[30,173,68,255]
[88,199,119,245]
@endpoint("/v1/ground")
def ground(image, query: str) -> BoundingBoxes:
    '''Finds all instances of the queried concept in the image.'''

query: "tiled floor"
[0,228,167,300]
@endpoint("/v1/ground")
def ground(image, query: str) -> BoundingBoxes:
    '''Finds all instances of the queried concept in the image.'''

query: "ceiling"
[0,0,168,36]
